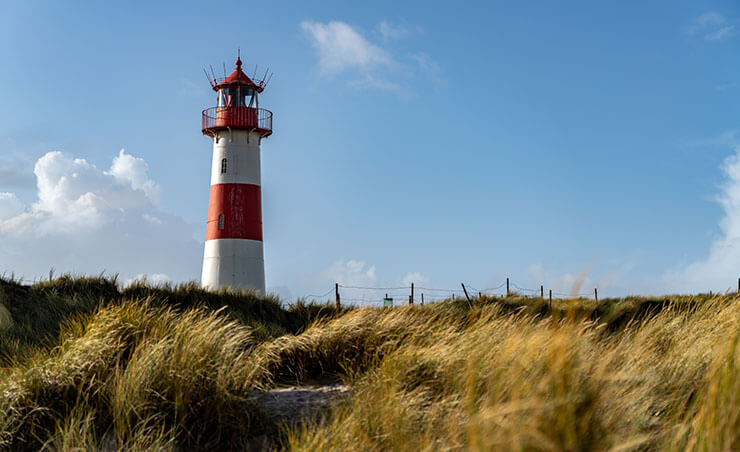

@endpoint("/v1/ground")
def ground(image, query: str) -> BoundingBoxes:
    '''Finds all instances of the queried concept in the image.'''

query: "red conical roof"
[214,57,264,92]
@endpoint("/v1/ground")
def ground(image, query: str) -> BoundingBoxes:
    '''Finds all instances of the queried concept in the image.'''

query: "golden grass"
[286,296,740,452]
[0,275,738,451]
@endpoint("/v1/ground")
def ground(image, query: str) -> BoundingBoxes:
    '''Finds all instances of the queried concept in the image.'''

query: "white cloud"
[124,273,171,287]
[300,19,440,93]
[523,263,596,297]
[705,25,735,41]
[347,74,403,93]
[686,11,735,41]
[0,193,24,221]
[108,149,161,202]
[321,259,377,287]
[318,259,379,305]
[379,21,409,41]
[663,145,740,293]
[301,20,391,74]
[310,260,434,305]
[0,150,201,284]
[401,271,428,287]
[409,52,441,76]
[696,11,725,27]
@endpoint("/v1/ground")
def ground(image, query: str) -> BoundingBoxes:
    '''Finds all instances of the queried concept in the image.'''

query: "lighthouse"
[200,54,273,293]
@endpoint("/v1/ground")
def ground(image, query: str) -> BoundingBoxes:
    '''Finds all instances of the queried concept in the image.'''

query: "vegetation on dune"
[0,275,345,364]
[0,275,738,451]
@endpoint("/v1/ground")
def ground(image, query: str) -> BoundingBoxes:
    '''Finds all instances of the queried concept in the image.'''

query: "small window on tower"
[221,158,228,174]
[218,214,225,230]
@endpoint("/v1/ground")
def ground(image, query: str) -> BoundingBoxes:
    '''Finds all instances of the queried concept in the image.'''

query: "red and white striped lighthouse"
[201,54,273,293]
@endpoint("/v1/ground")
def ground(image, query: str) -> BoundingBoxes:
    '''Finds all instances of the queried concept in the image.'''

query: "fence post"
[540,285,544,298]
[335,283,340,308]
[549,289,552,310]
[594,288,598,302]
[506,277,510,296]
[479,291,482,299]
[410,282,414,305]
[421,293,424,305]
[461,283,472,308]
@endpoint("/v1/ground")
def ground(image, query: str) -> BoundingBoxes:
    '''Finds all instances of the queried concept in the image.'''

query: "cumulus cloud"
[108,149,161,201]
[663,146,740,292]
[301,20,391,74]
[301,19,440,93]
[321,259,378,287]
[0,149,201,284]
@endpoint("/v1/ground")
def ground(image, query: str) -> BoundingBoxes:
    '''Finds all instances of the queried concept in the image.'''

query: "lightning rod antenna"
[252,64,258,80]
[203,68,215,88]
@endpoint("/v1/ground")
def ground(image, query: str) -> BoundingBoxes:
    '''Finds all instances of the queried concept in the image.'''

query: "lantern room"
[202,56,273,137]
[217,86,258,109]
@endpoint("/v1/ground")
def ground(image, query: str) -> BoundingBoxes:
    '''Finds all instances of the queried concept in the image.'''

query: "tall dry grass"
[286,296,740,451]
[1,275,738,450]
[0,301,272,451]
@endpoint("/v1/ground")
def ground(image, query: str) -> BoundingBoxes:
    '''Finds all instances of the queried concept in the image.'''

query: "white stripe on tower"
[201,130,265,293]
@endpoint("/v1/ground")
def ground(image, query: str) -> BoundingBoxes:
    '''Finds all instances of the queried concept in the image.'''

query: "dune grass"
[0,275,738,450]
[285,296,740,451]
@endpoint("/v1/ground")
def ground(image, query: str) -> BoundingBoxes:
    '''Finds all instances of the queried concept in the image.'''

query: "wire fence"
[6,274,739,307]
[302,277,609,307]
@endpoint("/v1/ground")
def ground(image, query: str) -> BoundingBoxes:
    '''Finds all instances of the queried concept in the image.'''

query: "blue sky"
[1,0,739,300]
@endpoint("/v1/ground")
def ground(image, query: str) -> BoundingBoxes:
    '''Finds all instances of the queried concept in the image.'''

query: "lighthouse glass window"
[218,87,257,108]
[218,214,225,230]
[240,88,256,108]
[218,89,233,107]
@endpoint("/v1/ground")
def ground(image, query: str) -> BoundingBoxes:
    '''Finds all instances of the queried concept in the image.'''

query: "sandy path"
[254,381,350,426]
[245,381,349,451]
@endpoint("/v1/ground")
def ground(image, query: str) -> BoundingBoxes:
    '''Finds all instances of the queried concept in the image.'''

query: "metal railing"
[201,107,273,135]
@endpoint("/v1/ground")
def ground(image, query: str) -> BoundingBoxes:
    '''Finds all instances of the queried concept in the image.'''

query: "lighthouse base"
[201,238,265,294]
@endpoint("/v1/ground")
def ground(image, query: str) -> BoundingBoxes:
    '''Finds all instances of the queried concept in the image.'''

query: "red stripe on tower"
[206,183,262,241]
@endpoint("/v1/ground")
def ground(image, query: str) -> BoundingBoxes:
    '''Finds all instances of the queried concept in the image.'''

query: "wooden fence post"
[594,288,598,302]
[461,283,472,308]
[506,277,510,296]
[335,283,340,308]
[421,293,424,305]
[409,283,414,305]
[549,289,552,310]
[540,285,544,298]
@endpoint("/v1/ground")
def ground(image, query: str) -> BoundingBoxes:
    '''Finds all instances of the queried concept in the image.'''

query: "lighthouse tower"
[201,55,273,293]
